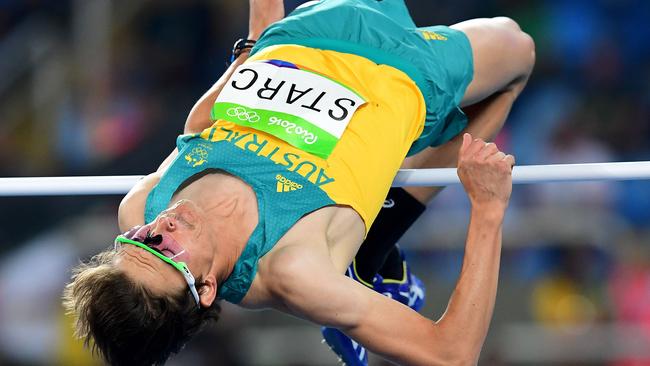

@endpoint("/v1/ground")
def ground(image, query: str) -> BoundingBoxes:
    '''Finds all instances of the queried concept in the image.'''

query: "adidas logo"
[276,174,303,193]
[420,30,448,41]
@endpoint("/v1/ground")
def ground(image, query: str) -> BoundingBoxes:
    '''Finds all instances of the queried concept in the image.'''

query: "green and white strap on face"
[114,235,201,306]
[211,60,367,159]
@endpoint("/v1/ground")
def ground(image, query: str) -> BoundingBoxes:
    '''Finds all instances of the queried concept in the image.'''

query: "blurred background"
[1,0,649,365]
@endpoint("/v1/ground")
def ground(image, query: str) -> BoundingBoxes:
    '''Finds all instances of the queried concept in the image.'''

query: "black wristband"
[229,38,257,64]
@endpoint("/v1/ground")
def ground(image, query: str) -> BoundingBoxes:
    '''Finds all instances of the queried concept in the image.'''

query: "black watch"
[229,38,257,64]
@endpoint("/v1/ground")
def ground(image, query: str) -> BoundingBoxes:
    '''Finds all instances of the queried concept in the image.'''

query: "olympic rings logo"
[226,107,260,123]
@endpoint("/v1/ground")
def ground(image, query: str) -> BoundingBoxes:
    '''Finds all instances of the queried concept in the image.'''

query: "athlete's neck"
[172,172,259,287]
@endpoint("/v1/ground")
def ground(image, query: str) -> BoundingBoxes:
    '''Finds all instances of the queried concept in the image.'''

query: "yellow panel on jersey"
[239,45,427,230]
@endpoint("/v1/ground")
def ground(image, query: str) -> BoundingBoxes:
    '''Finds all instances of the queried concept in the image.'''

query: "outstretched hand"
[249,0,285,40]
[457,133,515,210]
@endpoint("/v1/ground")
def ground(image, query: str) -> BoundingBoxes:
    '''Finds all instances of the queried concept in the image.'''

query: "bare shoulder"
[238,236,333,308]
[247,241,368,327]
[242,243,325,307]
[239,206,365,309]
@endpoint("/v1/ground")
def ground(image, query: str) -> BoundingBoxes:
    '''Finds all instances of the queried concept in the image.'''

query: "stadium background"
[1,0,650,365]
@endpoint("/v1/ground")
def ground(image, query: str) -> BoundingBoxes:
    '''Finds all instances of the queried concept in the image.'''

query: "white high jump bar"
[0,161,649,196]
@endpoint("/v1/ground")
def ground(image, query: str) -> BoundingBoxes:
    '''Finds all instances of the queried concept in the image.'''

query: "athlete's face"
[115,200,214,298]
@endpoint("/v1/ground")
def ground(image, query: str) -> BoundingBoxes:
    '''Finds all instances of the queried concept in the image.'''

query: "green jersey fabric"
[145,132,335,303]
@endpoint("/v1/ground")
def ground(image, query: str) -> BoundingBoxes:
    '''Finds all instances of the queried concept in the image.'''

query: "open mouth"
[125,226,182,258]
[143,232,178,258]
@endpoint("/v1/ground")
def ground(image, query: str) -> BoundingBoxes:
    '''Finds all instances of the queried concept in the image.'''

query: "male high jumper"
[64,0,534,365]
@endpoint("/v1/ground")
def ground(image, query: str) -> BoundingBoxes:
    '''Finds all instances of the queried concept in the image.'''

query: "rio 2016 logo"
[268,116,318,145]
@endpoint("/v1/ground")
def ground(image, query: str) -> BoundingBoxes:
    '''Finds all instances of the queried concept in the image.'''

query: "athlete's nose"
[157,215,177,232]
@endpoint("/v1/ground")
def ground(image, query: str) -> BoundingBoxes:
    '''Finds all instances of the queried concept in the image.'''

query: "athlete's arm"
[118,0,285,229]
[267,134,514,365]
[182,54,250,134]
[117,149,178,232]
[184,0,285,133]
[119,55,245,231]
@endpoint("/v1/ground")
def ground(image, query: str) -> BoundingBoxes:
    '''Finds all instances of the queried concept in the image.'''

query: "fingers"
[485,153,516,176]
[487,151,506,161]
[460,133,472,154]
[460,134,497,160]
[459,133,516,169]
[459,133,487,158]
[478,142,499,160]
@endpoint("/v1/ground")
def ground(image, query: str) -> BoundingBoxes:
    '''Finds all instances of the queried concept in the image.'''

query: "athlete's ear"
[198,274,218,307]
